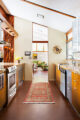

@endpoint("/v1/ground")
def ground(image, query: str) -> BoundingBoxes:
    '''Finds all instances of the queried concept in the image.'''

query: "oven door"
[8,70,16,94]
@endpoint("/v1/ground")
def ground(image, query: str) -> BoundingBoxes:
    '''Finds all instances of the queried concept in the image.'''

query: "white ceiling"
[25,0,80,17]
[2,0,78,32]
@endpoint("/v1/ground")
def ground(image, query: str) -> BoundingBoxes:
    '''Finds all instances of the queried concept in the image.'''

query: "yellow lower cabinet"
[0,73,6,110]
[77,74,80,113]
[72,72,80,114]
[56,66,61,89]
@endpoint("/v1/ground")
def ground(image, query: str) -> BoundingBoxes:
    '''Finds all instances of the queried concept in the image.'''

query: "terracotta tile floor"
[0,82,80,120]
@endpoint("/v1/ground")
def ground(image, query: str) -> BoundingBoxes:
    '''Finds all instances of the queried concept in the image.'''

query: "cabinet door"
[23,64,25,81]
[72,72,78,109]
[77,74,80,113]
[0,73,6,109]
[16,64,25,89]
[72,72,80,113]
[56,66,61,89]
[56,66,58,84]
[16,69,19,89]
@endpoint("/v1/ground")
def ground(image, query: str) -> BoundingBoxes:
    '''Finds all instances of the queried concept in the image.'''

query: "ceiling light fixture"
[37,14,44,19]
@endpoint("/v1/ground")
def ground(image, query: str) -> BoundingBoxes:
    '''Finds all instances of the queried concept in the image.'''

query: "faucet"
[68,55,74,59]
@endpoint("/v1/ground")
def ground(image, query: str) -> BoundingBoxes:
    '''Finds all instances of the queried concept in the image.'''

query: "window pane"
[68,32,72,40]
[32,43,36,51]
[43,43,48,51]
[0,21,3,41]
[37,43,43,51]
[67,41,73,58]
[33,23,48,41]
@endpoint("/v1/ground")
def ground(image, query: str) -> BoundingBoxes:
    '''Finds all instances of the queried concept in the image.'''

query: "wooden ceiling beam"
[66,28,72,35]
[0,6,8,20]
[22,0,76,19]
[0,0,10,14]
[32,41,48,43]
[0,6,18,37]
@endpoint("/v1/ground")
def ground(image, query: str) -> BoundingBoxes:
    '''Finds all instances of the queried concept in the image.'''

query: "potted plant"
[15,57,23,63]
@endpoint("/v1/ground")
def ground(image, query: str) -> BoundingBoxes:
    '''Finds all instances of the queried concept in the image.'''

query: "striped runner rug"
[24,82,55,104]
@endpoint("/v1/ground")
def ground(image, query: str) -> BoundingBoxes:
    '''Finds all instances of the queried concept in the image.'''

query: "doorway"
[32,23,48,83]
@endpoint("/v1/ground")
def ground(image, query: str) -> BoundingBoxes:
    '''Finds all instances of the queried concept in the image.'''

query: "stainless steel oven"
[7,66,17,105]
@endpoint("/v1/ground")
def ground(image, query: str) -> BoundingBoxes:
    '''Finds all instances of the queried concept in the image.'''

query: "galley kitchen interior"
[0,0,80,120]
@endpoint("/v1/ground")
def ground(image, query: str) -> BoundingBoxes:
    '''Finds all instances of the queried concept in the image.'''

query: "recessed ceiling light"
[37,14,44,19]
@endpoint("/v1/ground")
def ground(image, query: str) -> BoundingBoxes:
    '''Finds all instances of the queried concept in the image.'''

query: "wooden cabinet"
[0,72,6,110]
[56,66,61,89]
[76,74,80,113]
[16,64,25,89]
[72,72,80,113]
[16,69,19,89]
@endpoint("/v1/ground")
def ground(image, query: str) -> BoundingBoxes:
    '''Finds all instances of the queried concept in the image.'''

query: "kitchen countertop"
[0,62,25,73]
[60,65,80,74]
[0,62,24,66]
[0,69,6,74]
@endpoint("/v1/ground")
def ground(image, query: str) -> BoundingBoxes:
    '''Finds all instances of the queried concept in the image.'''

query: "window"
[32,23,48,52]
[67,32,72,40]
[66,29,73,59]
[32,43,36,51]
[67,40,73,59]
[0,21,3,41]
[32,43,48,52]
[33,23,48,41]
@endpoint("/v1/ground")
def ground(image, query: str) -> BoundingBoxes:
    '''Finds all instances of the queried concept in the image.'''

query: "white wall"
[48,27,66,81]
[14,17,32,81]
[14,17,66,81]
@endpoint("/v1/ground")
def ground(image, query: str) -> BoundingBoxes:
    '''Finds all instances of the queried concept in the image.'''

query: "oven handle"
[8,71,16,76]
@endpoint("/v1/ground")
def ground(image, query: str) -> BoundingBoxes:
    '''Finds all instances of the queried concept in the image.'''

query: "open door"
[32,23,48,83]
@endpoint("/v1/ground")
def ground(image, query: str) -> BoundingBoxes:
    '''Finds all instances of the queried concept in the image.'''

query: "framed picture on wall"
[32,53,37,59]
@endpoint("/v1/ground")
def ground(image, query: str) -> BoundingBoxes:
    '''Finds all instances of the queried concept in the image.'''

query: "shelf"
[1,21,18,37]
[0,6,18,37]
